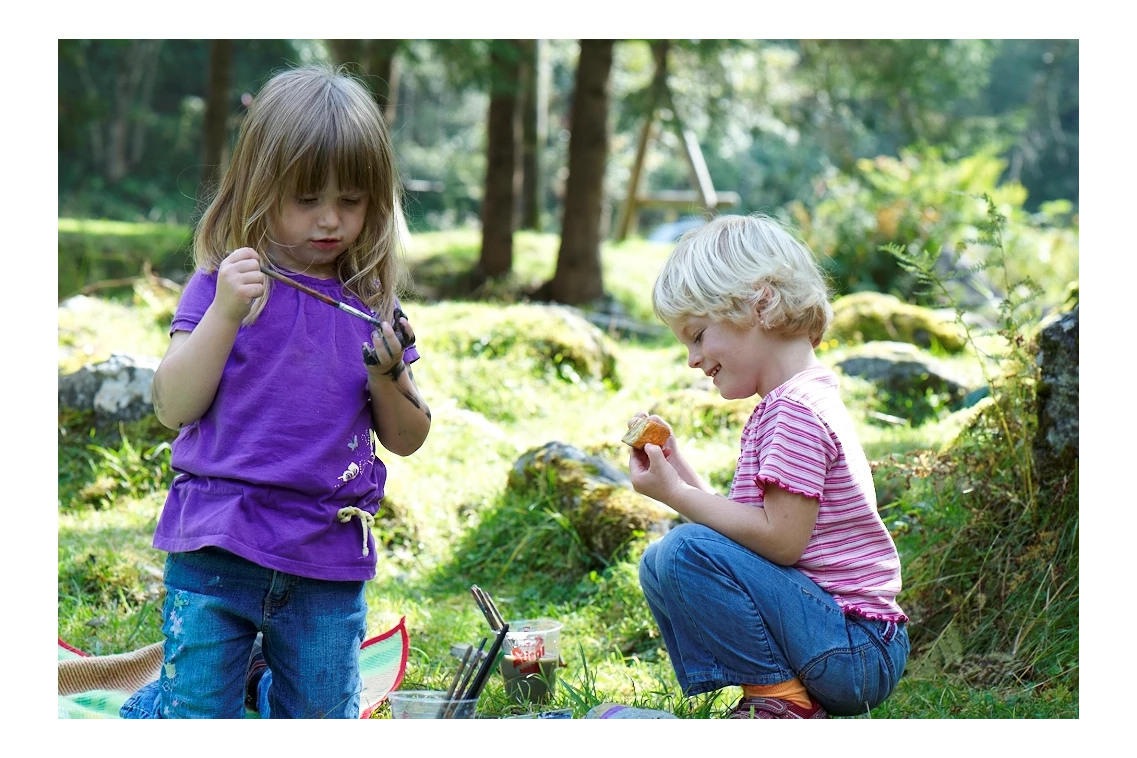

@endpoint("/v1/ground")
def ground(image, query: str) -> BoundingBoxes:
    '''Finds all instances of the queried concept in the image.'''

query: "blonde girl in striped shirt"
[629,214,908,719]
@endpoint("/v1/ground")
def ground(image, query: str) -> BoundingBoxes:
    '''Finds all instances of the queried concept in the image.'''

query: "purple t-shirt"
[154,269,421,581]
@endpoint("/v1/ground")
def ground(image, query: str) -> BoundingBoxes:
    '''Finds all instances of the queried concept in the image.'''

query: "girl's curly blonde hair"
[652,213,833,345]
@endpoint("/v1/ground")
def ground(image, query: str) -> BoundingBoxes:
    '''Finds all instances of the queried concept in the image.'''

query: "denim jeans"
[119,547,367,719]
[639,523,909,717]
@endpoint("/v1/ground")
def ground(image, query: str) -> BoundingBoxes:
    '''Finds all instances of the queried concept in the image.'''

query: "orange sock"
[742,677,812,709]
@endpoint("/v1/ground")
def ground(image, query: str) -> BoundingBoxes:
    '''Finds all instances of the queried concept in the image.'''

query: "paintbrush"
[259,265,414,349]
[445,637,487,718]
[437,643,475,718]
[476,586,506,630]
[463,623,510,708]
[471,585,502,631]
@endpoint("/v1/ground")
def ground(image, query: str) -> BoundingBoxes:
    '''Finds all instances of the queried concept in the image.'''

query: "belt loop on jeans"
[882,620,897,644]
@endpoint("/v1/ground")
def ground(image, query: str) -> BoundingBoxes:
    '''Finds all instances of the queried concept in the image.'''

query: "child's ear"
[753,286,772,322]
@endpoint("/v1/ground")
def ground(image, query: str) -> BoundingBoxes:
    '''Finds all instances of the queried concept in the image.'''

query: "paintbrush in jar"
[462,623,510,709]
[445,637,487,719]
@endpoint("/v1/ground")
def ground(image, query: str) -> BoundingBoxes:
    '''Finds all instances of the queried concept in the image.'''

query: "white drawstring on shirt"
[337,507,375,557]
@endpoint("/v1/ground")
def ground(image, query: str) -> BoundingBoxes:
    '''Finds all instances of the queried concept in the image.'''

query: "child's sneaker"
[244,633,267,712]
[727,696,828,719]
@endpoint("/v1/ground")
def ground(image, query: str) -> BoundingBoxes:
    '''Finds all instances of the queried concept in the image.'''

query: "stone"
[507,441,678,561]
[829,291,968,353]
[1032,305,1078,492]
[58,353,160,425]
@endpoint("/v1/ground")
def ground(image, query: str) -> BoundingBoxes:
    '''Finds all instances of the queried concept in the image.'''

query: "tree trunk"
[70,42,105,166]
[364,41,401,125]
[478,40,524,279]
[327,39,365,69]
[201,39,233,195]
[519,39,546,231]
[547,39,614,305]
[105,40,161,183]
[130,51,160,170]
[328,40,401,125]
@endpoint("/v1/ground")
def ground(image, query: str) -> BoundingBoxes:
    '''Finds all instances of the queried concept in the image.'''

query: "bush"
[793,146,1078,314]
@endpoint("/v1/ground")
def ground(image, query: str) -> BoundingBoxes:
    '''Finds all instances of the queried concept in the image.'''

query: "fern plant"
[882,195,1077,690]
[883,193,1042,510]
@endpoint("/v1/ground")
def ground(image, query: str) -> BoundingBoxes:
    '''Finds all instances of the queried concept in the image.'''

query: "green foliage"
[58,218,193,301]
[883,198,1077,692]
[59,39,310,225]
[797,146,1013,298]
[59,409,178,511]
[982,41,1079,209]
[59,39,1079,250]
[796,146,1077,312]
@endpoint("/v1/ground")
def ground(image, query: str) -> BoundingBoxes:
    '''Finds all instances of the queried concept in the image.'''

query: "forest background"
[56,38,1081,315]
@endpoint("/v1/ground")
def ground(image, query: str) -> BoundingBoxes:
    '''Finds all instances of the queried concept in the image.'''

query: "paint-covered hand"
[391,307,416,350]
[362,318,411,380]
[214,247,265,323]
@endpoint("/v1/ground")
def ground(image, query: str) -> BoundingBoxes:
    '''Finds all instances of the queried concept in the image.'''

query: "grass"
[57,225,1078,719]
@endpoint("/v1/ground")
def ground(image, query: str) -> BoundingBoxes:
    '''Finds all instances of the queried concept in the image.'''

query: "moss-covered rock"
[829,291,967,353]
[507,442,677,561]
[835,341,978,425]
[435,303,620,387]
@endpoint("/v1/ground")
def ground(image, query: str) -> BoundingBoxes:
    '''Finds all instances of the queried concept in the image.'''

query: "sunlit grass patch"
[57,227,1077,718]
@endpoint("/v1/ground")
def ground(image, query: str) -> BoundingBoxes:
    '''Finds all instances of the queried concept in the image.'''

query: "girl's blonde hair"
[652,213,833,344]
[193,64,409,323]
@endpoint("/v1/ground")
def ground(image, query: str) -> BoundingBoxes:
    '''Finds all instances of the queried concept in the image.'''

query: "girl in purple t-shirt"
[120,65,431,719]
[626,214,909,719]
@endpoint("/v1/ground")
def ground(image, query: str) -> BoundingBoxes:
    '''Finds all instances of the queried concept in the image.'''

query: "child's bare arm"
[630,444,818,565]
[151,249,264,429]
[364,317,431,456]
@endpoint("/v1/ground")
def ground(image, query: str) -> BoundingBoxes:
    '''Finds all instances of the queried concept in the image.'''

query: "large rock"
[1032,305,1078,491]
[829,291,967,353]
[58,353,159,425]
[507,441,678,561]
[441,303,619,386]
[835,341,980,424]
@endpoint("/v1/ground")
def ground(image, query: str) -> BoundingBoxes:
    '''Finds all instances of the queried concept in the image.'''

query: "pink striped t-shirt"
[728,366,907,622]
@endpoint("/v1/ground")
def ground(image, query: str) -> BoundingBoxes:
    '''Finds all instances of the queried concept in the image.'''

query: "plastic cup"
[499,619,563,705]
[387,689,479,719]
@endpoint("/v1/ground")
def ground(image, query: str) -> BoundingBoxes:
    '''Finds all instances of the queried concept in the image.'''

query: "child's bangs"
[284,109,381,197]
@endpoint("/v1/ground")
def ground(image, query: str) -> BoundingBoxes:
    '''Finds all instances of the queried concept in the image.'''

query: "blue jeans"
[639,524,909,717]
[119,547,367,719]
